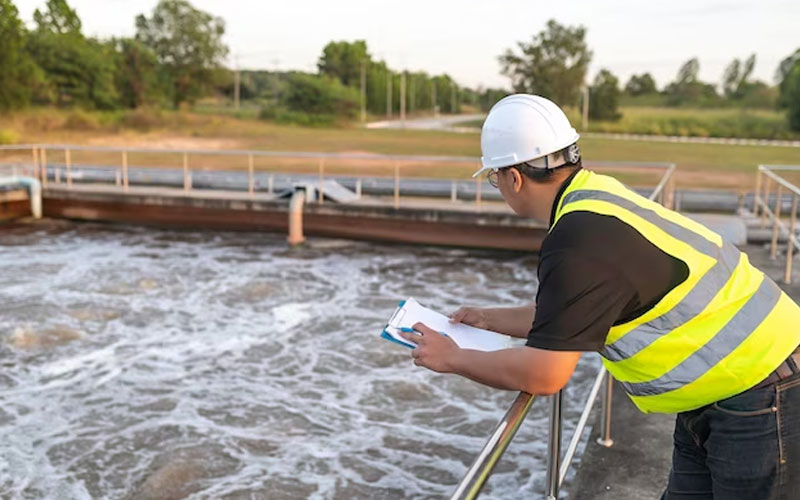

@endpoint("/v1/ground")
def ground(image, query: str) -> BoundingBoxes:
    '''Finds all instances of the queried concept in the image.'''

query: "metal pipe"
[356,178,362,199]
[754,168,762,217]
[183,152,190,192]
[393,162,400,209]
[40,148,47,187]
[288,189,306,246]
[449,393,535,500]
[451,181,457,203]
[771,185,784,260]
[545,390,563,500]
[248,153,255,197]
[0,176,42,219]
[559,366,608,486]
[66,148,72,188]
[597,372,614,447]
[786,195,798,284]
[122,150,129,192]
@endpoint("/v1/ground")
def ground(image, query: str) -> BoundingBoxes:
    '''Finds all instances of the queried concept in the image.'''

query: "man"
[398,94,800,499]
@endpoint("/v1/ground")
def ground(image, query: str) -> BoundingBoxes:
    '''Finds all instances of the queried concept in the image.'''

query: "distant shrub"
[63,109,100,130]
[259,106,337,127]
[0,129,19,145]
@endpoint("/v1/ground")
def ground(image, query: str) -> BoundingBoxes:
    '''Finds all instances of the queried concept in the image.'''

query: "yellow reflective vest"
[552,169,800,414]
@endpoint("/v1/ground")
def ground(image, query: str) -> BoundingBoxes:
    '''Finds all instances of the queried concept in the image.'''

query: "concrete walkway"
[568,240,800,499]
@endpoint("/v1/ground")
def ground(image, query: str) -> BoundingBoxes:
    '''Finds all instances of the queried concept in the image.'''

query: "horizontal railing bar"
[450,392,536,500]
[759,165,800,198]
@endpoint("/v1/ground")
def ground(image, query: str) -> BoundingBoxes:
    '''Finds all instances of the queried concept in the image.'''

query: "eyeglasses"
[487,168,503,188]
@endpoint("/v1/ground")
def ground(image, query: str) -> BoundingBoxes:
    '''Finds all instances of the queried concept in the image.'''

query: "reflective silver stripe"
[620,276,781,397]
[561,190,720,257]
[602,242,742,362]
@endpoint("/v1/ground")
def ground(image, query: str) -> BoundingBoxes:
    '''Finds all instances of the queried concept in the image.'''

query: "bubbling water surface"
[0,222,600,499]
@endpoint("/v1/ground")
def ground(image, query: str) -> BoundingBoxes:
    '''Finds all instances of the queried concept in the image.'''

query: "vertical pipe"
[55,163,61,183]
[761,177,772,228]
[122,150,129,192]
[318,157,325,205]
[393,162,400,209]
[355,178,362,199]
[545,390,563,500]
[248,153,255,197]
[268,174,274,195]
[597,373,615,447]
[771,185,783,260]
[288,190,306,246]
[183,152,190,192]
[115,170,121,187]
[40,148,48,187]
[753,168,762,216]
[786,195,798,285]
[66,148,72,188]
[451,181,457,203]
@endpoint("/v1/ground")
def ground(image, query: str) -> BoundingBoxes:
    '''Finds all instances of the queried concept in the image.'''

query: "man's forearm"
[485,304,535,338]
[448,346,570,395]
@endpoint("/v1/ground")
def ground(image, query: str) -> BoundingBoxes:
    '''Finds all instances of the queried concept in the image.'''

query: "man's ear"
[510,167,524,193]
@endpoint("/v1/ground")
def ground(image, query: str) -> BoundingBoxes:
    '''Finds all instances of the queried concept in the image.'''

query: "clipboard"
[381,298,512,352]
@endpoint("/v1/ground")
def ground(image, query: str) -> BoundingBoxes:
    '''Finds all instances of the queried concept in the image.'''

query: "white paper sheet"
[383,297,512,352]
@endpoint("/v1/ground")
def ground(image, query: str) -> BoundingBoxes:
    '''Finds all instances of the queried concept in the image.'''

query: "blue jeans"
[661,374,800,499]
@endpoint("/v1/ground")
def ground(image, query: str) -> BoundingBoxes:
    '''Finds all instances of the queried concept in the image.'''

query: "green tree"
[283,73,359,117]
[318,40,370,87]
[779,56,800,131]
[722,54,755,99]
[135,0,228,108]
[28,0,118,108]
[0,0,43,110]
[498,19,592,105]
[109,38,163,108]
[664,58,719,106]
[777,48,800,109]
[589,69,622,121]
[624,73,657,96]
[33,0,81,35]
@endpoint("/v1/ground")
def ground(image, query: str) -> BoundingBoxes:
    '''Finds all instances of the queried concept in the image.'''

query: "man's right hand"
[449,307,490,330]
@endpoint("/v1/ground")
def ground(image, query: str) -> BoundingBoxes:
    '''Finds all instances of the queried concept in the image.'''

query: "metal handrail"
[753,165,800,284]
[449,163,676,500]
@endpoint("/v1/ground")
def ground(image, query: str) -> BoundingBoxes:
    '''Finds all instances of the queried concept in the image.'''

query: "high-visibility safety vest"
[553,169,800,414]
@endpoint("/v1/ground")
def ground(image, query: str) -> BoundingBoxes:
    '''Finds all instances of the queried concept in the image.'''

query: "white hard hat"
[473,94,580,178]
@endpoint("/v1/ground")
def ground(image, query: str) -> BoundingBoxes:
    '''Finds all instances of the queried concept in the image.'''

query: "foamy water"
[0,222,601,499]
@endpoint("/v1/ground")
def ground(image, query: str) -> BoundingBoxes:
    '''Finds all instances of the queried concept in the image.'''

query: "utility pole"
[400,71,406,123]
[409,74,415,115]
[233,54,241,110]
[360,60,367,123]
[386,71,391,118]
[582,85,590,131]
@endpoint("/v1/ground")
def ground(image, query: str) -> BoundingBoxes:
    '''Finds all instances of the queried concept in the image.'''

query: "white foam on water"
[0,223,602,499]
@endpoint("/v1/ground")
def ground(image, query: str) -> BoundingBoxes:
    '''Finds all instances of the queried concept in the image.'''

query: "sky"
[13,0,800,90]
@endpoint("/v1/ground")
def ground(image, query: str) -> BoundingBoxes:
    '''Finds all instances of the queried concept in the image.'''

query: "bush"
[283,73,359,118]
[259,106,337,127]
[0,129,19,145]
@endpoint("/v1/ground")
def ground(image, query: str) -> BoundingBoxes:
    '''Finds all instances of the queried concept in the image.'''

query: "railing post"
[761,176,772,228]
[31,146,39,180]
[318,157,325,204]
[394,161,400,209]
[545,390,563,500]
[248,153,255,197]
[754,168,763,217]
[40,147,47,187]
[451,181,457,203]
[771,185,784,260]
[268,174,274,195]
[786,194,798,284]
[597,372,614,447]
[122,149,129,192]
[355,178,362,199]
[66,148,72,188]
[183,152,191,192]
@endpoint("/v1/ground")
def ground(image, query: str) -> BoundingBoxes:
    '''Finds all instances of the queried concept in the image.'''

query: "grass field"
[2,108,800,191]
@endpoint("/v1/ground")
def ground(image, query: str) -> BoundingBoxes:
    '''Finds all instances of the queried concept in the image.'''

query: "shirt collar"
[549,167,583,228]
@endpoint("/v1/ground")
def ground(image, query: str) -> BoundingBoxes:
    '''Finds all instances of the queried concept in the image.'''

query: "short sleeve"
[526,249,637,352]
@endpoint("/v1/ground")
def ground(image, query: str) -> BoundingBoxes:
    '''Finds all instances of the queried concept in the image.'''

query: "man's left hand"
[398,322,460,373]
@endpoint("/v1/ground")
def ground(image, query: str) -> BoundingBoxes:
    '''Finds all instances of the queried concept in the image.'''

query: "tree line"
[500,20,800,130]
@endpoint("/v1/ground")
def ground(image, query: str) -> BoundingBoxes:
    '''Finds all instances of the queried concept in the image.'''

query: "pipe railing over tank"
[449,162,676,500]
[753,165,800,284]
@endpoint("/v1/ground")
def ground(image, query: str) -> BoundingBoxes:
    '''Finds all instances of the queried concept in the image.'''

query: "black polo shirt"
[526,168,690,352]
